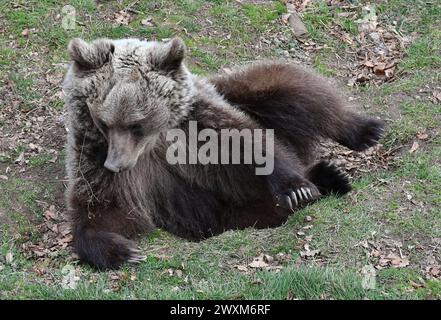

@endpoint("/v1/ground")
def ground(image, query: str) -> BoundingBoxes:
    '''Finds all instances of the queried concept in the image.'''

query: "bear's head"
[66,37,195,173]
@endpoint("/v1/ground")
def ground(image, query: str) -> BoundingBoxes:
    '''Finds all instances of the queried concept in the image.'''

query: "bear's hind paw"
[307,160,352,196]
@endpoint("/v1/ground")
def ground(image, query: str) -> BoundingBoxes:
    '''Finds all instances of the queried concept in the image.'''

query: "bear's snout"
[104,159,121,173]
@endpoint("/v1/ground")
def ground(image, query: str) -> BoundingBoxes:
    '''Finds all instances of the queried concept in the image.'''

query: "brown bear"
[63,37,384,269]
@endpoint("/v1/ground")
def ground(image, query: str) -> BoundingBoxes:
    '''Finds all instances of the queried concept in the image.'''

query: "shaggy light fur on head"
[66,37,195,130]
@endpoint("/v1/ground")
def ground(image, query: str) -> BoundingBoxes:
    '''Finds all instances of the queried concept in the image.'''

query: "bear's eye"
[129,124,144,137]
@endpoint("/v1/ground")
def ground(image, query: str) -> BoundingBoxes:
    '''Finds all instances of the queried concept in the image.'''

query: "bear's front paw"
[273,180,320,212]
[75,230,146,270]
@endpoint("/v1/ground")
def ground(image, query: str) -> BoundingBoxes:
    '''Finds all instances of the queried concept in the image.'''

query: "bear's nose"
[104,160,120,173]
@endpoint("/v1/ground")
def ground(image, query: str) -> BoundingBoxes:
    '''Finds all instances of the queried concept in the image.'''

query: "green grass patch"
[378,268,441,299]
[313,55,336,76]
[241,3,281,31]
[0,47,18,66]
[0,0,440,301]
[28,153,54,167]
[0,178,55,222]
[385,101,440,146]
[400,34,441,71]
[251,266,381,300]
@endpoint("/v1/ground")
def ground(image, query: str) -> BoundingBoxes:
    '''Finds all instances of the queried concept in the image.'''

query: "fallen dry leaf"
[249,258,269,269]
[243,254,283,272]
[284,3,307,37]
[300,243,320,259]
[287,12,307,37]
[377,253,410,268]
[355,5,378,33]
[44,205,58,221]
[21,28,30,37]
[417,132,429,140]
[389,253,409,267]
[5,252,13,264]
[282,0,311,12]
[275,252,292,263]
[27,244,47,257]
[109,271,125,281]
[141,17,154,27]
[361,265,376,290]
[14,152,25,164]
[425,265,440,279]
[373,62,387,75]
[32,266,47,277]
[370,249,381,257]
[364,60,375,68]
[235,265,248,272]
[409,141,419,153]
[409,280,425,289]
[384,67,395,78]
[61,264,80,290]
[114,10,132,26]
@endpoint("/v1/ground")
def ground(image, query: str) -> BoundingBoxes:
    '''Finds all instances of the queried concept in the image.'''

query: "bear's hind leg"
[210,62,385,154]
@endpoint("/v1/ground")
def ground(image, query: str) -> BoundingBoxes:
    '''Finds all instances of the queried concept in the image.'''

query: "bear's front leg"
[267,159,321,212]
[69,195,149,270]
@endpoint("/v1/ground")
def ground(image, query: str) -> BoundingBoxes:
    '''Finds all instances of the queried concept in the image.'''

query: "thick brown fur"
[63,38,385,269]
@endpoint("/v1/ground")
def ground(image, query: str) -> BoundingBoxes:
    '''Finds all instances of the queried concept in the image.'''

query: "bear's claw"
[128,248,146,264]
[278,185,320,212]
[128,255,147,264]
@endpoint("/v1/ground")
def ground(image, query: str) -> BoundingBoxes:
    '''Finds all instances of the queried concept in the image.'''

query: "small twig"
[383,144,406,156]
[20,177,73,182]
[77,130,99,207]
[352,178,389,203]
[126,8,141,15]
[124,0,140,13]
[76,20,86,27]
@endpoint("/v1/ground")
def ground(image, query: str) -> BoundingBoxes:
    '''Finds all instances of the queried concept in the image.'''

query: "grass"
[401,36,441,70]
[314,55,337,76]
[383,100,441,146]
[0,0,440,300]
[0,178,55,222]
[242,3,283,31]
[28,153,54,167]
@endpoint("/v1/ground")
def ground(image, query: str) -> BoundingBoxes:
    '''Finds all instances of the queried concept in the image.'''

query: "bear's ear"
[68,38,114,70]
[158,37,186,72]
